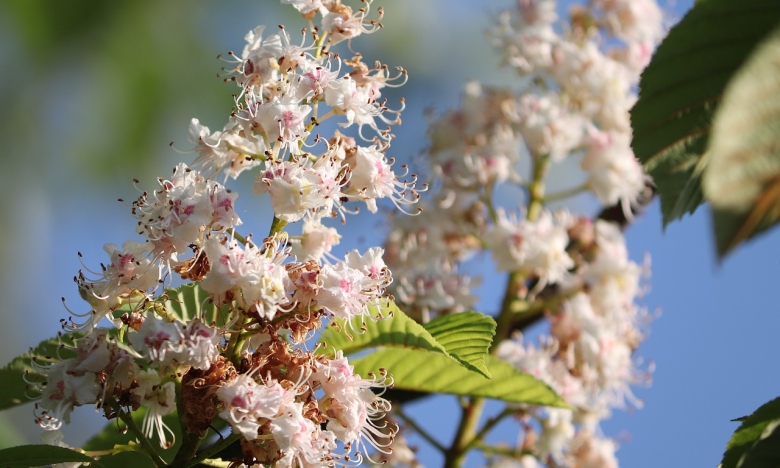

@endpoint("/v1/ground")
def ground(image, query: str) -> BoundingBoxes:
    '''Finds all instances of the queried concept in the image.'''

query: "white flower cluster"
[37,1,419,466]
[383,0,662,466]
[490,0,662,213]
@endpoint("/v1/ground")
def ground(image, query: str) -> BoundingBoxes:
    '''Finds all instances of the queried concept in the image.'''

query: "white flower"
[188,118,264,180]
[253,97,312,154]
[75,240,158,329]
[582,130,648,212]
[344,145,420,213]
[317,262,372,320]
[516,92,586,161]
[133,164,240,260]
[326,77,393,139]
[290,218,342,262]
[217,375,285,440]
[36,361,99,430]
[202,235,292,319]
[40,430,83,468]
[488,209,574,288]
[281,0,325,15]
[254,160,327,222]
[72,328,111,375]
[537,408,574,462]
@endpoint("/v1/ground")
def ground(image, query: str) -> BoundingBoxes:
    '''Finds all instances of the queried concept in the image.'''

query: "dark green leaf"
[317,302,452,359]
[83,408,229,465]
[738,422,780,468]
[351,348,568,407]
[0,333,82,411]
[82,408,181,463]
[701,24,780,256]
[721,396,780,468]
[0,444,99,467]
[423,312,495,378]
[94,451,155,468]
[630,0,780,225]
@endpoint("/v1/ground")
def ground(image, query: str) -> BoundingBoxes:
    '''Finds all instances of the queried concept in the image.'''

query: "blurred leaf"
[630,0,780,225]
[317,301,452,359]
[0,413,25,449]
[1,0,121,56]
[0,333,82,411]
[721,396,780,468]
[423,311,495,378]
[94,451,155,468]
[701,24,780,256]
[352,349,568,407]
[0,444,99,467]
[161,283,232,327]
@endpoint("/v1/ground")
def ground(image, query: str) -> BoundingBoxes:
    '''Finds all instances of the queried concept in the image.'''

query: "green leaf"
[0,333,82,411]
[738,422,780,468]
[0,444,100,467]
[160,283,231,326]
[83,408,229,465]
[94,451,155,468]
[422,312,495,379]
[317,302,451,359]
[82,408,181,463]
[630,0,780,225]
[351,348,568,408]
[701,24,780,256]
[721,396,780,468]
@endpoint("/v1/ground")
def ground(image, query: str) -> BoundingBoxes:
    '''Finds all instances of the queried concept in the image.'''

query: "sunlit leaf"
[701,24,780,256]
[352,348,568,407]
[721,396,780,468]
[630,0,780,225]
[160,283,231,326]
[317,301,451,359]
[0,333,82,411]
[423,312,495,378]
[0,444,100,467]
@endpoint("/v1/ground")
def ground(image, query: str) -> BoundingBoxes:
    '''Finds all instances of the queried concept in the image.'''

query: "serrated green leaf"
[317,302,451,358]
[351,348,567,408]
[721,396,780,468]
[0,444,100,467]
[701,24,780,256]
[82,408,181,463]
[631,0,780,225]
[160,283,232,326]
[423,312,495,379]
[0,333,82,411]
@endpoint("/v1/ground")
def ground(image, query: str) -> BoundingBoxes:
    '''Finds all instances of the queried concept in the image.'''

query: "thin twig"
[472,441,533,460]
[394,408,446,454]
[464,407,516,451]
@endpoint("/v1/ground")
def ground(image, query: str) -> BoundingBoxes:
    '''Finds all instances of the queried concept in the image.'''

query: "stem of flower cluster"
[169,377,204,468]
[106,399,167,468]
[442,154,551,468]
[185,433,242,468]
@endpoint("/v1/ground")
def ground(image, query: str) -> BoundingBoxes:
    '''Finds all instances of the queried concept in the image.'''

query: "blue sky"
[4,1,780,467]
